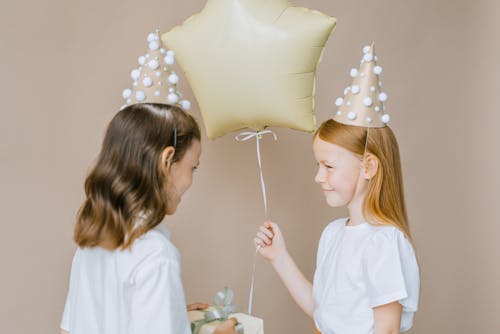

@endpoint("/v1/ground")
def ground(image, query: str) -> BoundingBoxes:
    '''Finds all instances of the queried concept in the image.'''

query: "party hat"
[121,30,191,110]
[332,43,390,127]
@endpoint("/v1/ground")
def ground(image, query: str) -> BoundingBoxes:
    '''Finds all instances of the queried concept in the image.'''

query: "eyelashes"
[316,162,335,169]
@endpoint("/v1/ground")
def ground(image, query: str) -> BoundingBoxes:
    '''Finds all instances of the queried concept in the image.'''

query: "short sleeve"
[60,292,71,331]
[130,250,191,334]
[60,250,79,331]
[362,228,420,310]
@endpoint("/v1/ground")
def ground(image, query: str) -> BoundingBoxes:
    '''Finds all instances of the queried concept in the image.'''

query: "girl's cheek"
[326,172,336,186]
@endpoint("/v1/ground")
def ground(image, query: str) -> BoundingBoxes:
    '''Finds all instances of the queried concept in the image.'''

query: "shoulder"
[321,217,348,238]
[367,224,411,246]
[317,217,348,251]
[130,227,173,258]
[365,224,417,261]
[118,225,180,281]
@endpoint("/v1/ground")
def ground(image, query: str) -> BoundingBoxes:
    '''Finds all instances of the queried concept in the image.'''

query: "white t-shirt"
[313,217,420,334]
[60,224,191,334]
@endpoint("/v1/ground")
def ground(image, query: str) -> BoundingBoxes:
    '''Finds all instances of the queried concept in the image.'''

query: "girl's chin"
[326,201,342,208]
[325,195,346,208]
[166,201,179,215]
[166,208,177,215]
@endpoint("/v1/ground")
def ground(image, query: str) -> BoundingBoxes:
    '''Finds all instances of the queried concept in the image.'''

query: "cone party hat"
[332,43,390,128]
[121,30,191,110]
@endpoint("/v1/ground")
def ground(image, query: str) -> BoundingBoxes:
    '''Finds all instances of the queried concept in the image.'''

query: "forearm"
[271,251,314,317]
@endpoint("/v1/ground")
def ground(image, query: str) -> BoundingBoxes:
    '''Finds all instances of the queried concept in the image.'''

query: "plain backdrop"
[1,0,499,332]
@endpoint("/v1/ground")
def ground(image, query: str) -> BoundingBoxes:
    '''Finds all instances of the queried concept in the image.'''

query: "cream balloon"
[162,0,336,139]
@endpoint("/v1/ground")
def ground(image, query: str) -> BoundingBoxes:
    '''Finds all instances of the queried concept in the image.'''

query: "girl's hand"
[187,302,209,311]
[254,221,287,262]
[213,318,240,334]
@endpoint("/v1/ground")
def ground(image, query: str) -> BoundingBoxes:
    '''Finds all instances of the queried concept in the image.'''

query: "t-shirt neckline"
[343,217,369,230]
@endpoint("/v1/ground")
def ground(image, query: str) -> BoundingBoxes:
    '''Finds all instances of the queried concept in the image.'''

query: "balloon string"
[247,244,261,314]
[235,130,277,315]
[235,130,277,218]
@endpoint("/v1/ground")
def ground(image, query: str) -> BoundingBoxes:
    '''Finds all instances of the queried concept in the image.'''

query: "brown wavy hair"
[74,103,201,250]
[315,119,413,244]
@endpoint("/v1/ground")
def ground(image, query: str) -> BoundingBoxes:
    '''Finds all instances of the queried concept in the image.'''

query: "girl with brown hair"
[60,103,239,334]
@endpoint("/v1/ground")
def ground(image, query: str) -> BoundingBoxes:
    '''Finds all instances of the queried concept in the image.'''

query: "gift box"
[188,287,264,334]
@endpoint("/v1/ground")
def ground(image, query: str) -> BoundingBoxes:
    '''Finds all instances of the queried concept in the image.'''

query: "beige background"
[1,0,499,332]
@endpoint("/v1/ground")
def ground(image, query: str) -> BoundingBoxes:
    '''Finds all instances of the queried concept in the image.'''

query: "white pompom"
[122,88,132,99]
[381,114,390,123]
[363,45,371,54]
[138,56,146,65]
[373,66,383,75]
[335,97,344,106]
[346,101,352,107]
[374,106,380,112]
[160,48,166,54]
[136,90,146,101]
[148,59,159,70]
[379,81,383,87]
[378,92,388,102]
[180,99,191,110]
[336,110,342,116]
[142,76,153,87]
[133,81,138,87]
[168,87,175,93]
[149,41,159,51]
[366,117,373,123]
[166,50,175,57]
[167,93,179,104]
[344,87,350,95]
[154,90,161,97]
[168,73,179,84]
[350,68,358,78]
[126,98,132,104]
[351,85,360,94]
[131,69,141,80]
[164,55,175,65]
[147,32,159,42]
[363,97,373,106]
[370,86,376,93]
[363,53,373,62]
[347,112,357,120]
[155,71,161,77]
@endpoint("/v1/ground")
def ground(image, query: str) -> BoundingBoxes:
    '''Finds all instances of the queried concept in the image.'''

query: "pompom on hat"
[332,43,390,128]
[121,30,191,110]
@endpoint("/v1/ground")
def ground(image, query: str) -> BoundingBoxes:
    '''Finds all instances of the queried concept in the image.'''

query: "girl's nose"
[314,167,324,184]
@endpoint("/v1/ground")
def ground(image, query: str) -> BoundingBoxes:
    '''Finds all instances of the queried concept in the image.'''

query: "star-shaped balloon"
[162,0,336,139]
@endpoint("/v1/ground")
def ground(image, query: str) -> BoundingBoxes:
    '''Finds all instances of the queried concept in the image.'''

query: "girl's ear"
[362,153,379,180]
[160,146,176,173]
